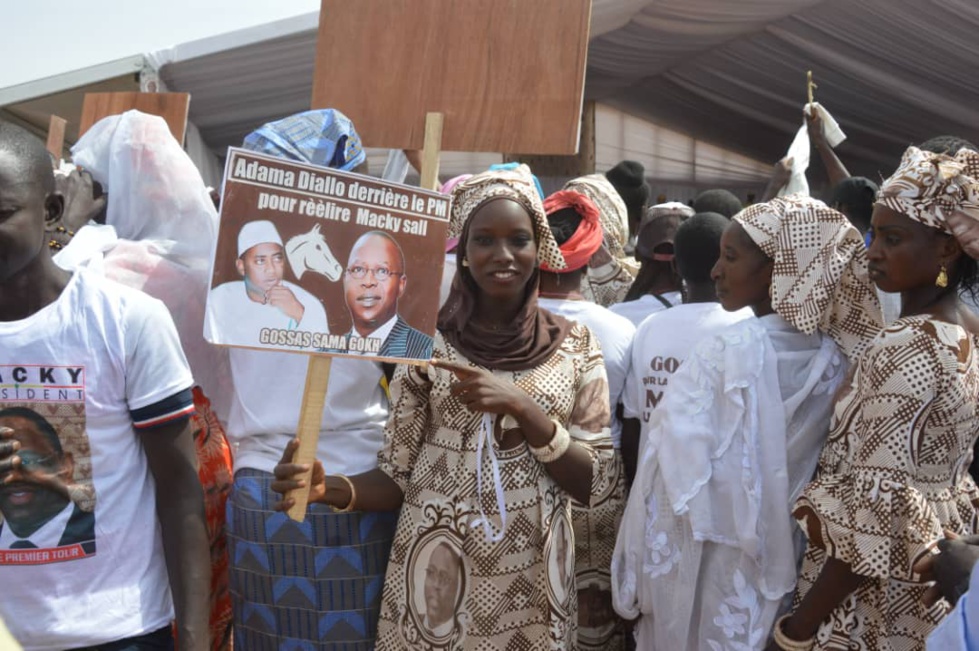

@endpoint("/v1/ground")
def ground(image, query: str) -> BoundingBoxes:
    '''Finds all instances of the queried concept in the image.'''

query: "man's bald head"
[352,231,405,269]
[0,122,55,193]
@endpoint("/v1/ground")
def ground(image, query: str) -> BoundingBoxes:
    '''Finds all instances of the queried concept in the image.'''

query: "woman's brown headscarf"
[734,195,884,361]
[437,165,572,371]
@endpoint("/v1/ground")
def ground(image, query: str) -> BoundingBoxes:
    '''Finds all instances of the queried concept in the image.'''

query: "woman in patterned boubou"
[611,195,885,650]
[772,146,979,651]
[273,164,617,650]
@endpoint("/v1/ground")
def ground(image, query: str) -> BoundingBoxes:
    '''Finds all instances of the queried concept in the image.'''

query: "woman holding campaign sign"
[219,110,404,651]
[273,164,616,649]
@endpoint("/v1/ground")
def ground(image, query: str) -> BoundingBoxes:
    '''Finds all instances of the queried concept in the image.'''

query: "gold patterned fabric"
[375,326,616,650]
[579,265,634,307]
[564,175,629,257]
[734,195,884,361]
[792,316,979,650]
[877,146,979,234]
[571,465,627,651]
[564,174,635,307]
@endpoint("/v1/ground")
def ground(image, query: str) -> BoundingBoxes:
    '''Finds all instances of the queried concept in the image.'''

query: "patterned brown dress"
[374,326,616,650]
[793,316,979,650]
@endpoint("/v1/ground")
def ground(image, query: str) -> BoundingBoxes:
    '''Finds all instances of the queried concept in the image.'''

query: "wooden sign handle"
[286,112,444,522]
[420,112,444,191]
[286,354,333,521]
[46,115,67,160]
[807,70,817,106]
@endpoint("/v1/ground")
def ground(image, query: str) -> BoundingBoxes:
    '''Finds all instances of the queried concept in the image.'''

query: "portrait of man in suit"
[342,230,433,358]
[0,407,95,554]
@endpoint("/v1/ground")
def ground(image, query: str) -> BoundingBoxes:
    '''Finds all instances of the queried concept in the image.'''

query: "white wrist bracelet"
[528,421,571,464]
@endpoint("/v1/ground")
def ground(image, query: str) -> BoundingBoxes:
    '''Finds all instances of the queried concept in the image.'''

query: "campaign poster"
[0,365,96,566]
[204,148,450,362]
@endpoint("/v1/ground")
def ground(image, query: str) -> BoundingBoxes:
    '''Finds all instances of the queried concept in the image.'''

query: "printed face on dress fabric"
[342,232,407,337]
[711,222,773,313]
[423,541,462,631]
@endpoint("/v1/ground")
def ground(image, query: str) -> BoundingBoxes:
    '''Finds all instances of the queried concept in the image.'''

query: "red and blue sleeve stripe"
[131,388,195,430]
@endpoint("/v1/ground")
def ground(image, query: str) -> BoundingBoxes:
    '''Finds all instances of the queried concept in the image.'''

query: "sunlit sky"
[3,0,320,88]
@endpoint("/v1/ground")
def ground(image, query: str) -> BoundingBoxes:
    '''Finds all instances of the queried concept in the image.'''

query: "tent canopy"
[4,1,977,185]
[588,0,979,178]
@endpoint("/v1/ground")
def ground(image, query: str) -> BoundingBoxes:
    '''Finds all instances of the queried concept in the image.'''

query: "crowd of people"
[1,100,979,651]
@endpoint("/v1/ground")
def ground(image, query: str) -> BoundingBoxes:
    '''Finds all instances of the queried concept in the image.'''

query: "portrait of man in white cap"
[204,220,328,347]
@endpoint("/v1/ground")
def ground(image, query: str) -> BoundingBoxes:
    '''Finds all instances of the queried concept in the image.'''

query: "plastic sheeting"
[70,110,233,421]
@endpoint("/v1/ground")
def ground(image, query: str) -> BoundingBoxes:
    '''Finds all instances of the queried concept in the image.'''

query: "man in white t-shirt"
[0,123,209,650]
[205,219,328,347]
[621,212,752,484]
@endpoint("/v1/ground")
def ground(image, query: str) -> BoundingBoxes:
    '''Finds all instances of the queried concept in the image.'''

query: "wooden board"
[311,0,592,155]
[505,101,596,178]
[46,115,67,159]
[78,92,190,145]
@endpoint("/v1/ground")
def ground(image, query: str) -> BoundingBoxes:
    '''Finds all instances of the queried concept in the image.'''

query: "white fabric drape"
[612,315,846,650]
[779,102,846,197]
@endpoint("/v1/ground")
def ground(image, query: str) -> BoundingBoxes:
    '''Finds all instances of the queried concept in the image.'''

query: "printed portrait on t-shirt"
[0,365,96,565]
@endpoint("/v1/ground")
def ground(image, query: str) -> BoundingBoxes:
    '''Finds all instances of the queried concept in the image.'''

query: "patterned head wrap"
[877,145,979,237]
[734,195,884,361]
[449,164,566,271]
[564,174,629,257]
[242,109,366,171]
[541,190,603,272]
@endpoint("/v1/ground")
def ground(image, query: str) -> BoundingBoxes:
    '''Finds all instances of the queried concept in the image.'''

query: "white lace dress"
[611,315,846,650]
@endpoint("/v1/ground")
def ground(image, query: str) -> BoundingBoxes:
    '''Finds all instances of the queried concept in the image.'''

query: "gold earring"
[936,265,949,288]
[461,259,469,267]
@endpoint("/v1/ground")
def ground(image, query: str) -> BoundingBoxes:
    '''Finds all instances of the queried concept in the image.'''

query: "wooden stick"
[286,354,333,521]
[807,70,817,106]
[46,115,67,160]
[420,112,444,190]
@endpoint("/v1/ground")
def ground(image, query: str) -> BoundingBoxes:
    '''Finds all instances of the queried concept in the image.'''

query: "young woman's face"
[710,221,773,314]
[464,198,538,304]
[867,204,957,293]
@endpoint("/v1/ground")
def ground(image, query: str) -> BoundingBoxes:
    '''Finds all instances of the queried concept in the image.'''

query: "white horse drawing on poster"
[285,224,344,281]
